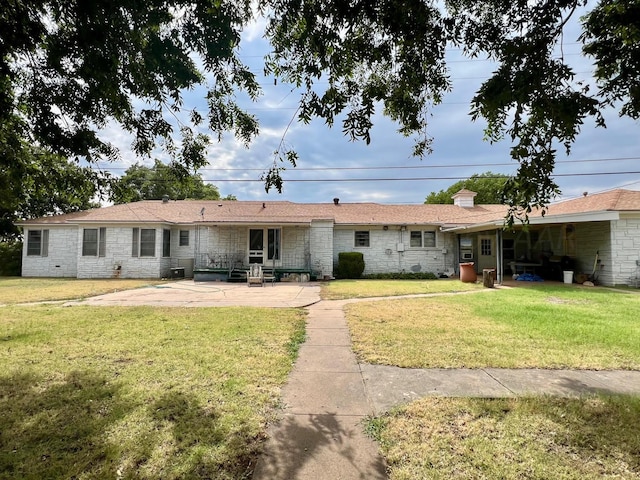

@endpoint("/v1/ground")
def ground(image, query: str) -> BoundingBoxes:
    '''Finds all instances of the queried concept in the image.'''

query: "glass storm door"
[249,229,264,264]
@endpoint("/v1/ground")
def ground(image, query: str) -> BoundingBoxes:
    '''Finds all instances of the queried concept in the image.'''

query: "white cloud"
[88,6,640,205]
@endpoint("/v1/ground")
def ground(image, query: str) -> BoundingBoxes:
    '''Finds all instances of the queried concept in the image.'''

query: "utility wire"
[96,156,640,172]
[132,171,640,184]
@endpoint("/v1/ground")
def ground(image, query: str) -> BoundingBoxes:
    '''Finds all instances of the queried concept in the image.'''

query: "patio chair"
[247,263,264,287]
[262,266,276,286]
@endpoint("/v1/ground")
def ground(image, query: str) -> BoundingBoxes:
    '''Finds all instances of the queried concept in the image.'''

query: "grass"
[368,395,640,480]
[345,284,640,369]
[4,278,640,479]
[0,304,306,480]
[0,277,166,304]
[321,279,483,300]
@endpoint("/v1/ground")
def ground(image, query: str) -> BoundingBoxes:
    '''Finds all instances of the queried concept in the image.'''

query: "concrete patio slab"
[65,280,321,308]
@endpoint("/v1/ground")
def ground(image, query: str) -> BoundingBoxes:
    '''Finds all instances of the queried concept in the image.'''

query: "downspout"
[496,228,503,284]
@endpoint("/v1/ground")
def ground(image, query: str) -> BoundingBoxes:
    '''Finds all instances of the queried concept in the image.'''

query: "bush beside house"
[335,252,365,279]
[0,242,22,276]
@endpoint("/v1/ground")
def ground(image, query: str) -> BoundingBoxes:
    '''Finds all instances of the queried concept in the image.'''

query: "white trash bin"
[563,271,573,284]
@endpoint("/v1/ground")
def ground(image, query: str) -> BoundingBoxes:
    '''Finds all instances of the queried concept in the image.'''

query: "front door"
[477,235,497,271]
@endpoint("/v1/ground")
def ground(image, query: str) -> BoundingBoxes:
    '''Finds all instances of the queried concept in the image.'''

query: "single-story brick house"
[18,189,640,286]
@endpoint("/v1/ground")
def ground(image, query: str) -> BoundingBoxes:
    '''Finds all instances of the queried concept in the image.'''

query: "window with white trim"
[354,231,370,247]
[27,229,49,256]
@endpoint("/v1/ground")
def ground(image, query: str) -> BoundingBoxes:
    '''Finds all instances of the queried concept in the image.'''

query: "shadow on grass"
[0,370,131,479]
[0,372,260,479]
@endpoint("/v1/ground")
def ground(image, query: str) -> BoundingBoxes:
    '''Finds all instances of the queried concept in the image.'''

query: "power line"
[194,171,640,183]
[95,156,640,172]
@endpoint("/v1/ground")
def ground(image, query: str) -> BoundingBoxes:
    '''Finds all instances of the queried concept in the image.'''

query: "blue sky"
[98,7,639,205]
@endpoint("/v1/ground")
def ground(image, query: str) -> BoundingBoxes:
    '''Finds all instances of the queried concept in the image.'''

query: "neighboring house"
[17,189,640,286]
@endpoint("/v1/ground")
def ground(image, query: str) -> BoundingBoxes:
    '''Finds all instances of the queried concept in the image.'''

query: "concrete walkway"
[253,300,387,479]
[254,295,640,480]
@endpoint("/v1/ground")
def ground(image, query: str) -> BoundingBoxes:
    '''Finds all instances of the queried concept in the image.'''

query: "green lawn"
[368,395,640,480]
[321,278,483,300]
[4,278,640,479]
[0,304,306,480]
[346,284,640,369]
[0,277,166,304]
[343,282,640,479]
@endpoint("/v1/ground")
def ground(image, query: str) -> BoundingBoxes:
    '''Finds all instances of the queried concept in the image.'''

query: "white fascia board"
[440,221,503,233]
[526,210,620,224]
[441,210,621,233]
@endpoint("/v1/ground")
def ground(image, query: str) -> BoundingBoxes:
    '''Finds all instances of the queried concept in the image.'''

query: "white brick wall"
[197,225,310,269]
[77,225,165,279]
[170,227,196,276]
[200,226,246,265]
[281,226,310,268]
[611,216,640,286]
[333,226,455,275]
[22,226,78,277]
[570,221,611,285]
[310,220,334,277]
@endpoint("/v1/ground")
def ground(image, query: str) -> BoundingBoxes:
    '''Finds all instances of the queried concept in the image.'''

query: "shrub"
[335,252,365,279]
[0,241,22,276]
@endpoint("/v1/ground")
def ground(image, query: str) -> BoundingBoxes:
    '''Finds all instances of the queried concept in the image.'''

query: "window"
[162,229,170,257]
[423,231,436,248]
[140,229,156,257]
[132,228,139,257]
[480,238,492,256]
[267,228,281,260]
[132,228,156,257]
[82,228,106,257]
[179,230,189,246]
[27,229,48,256]
[82,229,98,256]
[410,231,422,247]
[410,230,436,248]
[354,231,370,247]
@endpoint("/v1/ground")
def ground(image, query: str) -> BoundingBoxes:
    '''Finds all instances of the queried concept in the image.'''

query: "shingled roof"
[536,189,640,217]
[17,189,640,227]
